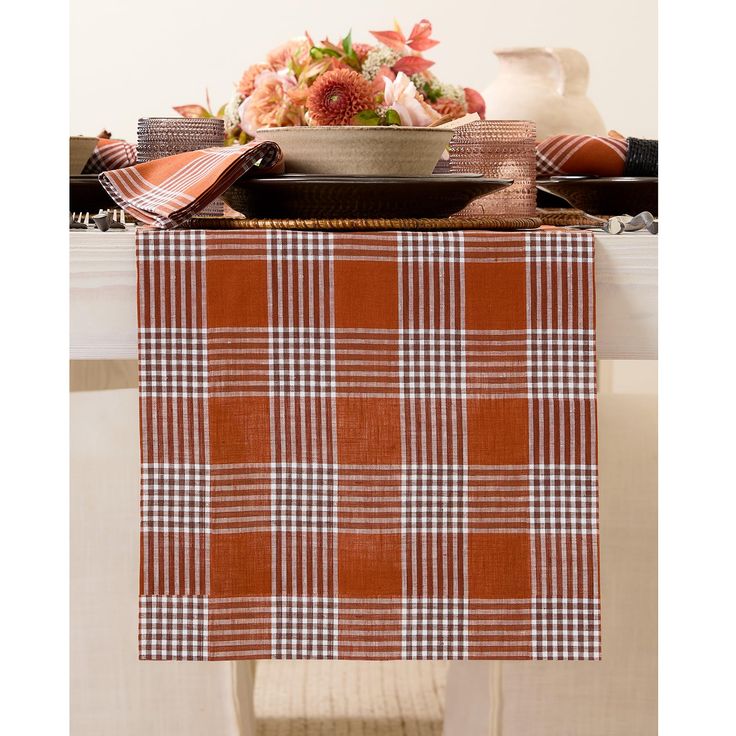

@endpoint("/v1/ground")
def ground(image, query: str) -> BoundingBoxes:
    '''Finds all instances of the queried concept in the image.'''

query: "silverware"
[567,211,658,234]
[92,211,110,231]
[622,211,657,234]
[71,209,133,230]
[69,212,88,229]
[75,209,129,231]
[108,209,126,229]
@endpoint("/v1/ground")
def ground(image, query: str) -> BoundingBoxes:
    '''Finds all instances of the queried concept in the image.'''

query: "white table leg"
[71,380,256,735]
[443,661,498,736]
[443,388,657,736]
[233,661,258,736]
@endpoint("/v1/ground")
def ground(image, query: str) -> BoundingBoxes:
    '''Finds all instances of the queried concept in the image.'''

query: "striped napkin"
[536,134,628,177]
[99,141,283,228]
[82,137,137,175]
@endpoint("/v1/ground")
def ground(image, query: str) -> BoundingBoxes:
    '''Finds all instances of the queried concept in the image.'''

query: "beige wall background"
[70,0,657,143]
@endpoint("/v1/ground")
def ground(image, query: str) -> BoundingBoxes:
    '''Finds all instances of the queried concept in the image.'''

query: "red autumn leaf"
[464,87,486,118]
[393,55,435,75]
[408,37,439,52]
[369,29,406,52]
[173,104,212,118]
[407,19,439,51]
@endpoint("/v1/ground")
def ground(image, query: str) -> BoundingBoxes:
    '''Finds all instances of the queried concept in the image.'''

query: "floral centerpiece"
[175,19,485,144]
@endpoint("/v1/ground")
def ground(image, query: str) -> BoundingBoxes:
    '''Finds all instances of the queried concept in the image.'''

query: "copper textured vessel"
[449,120,537,217]
[137,117,226,215]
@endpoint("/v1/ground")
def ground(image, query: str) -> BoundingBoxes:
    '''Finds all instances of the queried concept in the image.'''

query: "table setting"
[71,125,658,232]
[69,17,659,664]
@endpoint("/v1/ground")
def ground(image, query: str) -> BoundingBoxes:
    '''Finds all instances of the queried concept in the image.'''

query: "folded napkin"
[536,134,628,177]
[82,137,138,174]
[99,141,283,228]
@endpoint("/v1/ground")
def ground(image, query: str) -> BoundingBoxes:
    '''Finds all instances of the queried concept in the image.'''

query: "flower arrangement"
[175,19,485,144]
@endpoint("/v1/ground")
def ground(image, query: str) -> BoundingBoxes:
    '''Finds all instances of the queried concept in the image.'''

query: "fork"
[108,209,126,229]
[567,211,658,234]
[69,212,89,229]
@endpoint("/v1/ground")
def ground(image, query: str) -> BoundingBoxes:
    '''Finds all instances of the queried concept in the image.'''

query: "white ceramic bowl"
[256,126,453,177]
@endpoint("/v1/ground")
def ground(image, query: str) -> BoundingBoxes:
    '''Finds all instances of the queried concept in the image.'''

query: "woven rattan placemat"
[537,208,604,227]
[187,214,542,231]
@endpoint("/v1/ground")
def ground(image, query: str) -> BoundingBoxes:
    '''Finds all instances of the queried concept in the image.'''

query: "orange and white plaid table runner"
[100,141,282,227]
[137,228,600,660]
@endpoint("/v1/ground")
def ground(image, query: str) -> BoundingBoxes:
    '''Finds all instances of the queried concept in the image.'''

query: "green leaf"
[312,46,340,59]
[342,29,353,57]
[354,109,381,125]
[216,103,227,118]
[384,108,402,126]
[421,82,441,103]
[341,29,361,69]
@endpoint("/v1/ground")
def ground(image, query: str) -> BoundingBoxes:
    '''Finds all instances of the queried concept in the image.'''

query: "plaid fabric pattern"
[137,228,600,660]
[537,134,628,177]
[100,141,282,228]
[81,137,138,174]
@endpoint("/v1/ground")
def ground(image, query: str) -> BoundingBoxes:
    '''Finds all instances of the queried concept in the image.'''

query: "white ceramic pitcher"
[482,47,606,139]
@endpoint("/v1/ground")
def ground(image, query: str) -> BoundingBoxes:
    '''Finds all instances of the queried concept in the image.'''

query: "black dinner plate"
[70,174,117,213]
[536,176,658,216]
[222,174,513,219]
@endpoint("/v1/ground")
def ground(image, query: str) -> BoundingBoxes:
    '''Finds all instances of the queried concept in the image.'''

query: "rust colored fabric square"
[137,229,599,660]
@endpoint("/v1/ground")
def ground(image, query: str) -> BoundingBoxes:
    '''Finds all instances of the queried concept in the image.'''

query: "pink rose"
[382,72,440,127]
[239,70,303,137]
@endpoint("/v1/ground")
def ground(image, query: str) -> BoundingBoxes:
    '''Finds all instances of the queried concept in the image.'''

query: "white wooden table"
[70,228,657,736]
[70,229,657,360]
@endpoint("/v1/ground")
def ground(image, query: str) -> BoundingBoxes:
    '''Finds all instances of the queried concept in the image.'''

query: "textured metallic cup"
[137,118,227,216]
[448,120,537,217]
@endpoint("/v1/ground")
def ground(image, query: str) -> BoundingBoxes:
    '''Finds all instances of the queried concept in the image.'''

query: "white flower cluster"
[361,44,401,80]
[411,74,427,91]
[224,91,244,134]
[439,82,466,105]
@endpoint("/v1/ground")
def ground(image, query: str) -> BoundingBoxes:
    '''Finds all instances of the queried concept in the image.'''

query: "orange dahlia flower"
[239,70,303,137]
[266,39,311,70]
[431,97,466,120]
[238,63,269,97]
[306,69,376,126]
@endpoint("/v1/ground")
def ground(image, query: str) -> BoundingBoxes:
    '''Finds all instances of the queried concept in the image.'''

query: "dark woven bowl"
[536,177,658,216]
[222,174,513,219]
